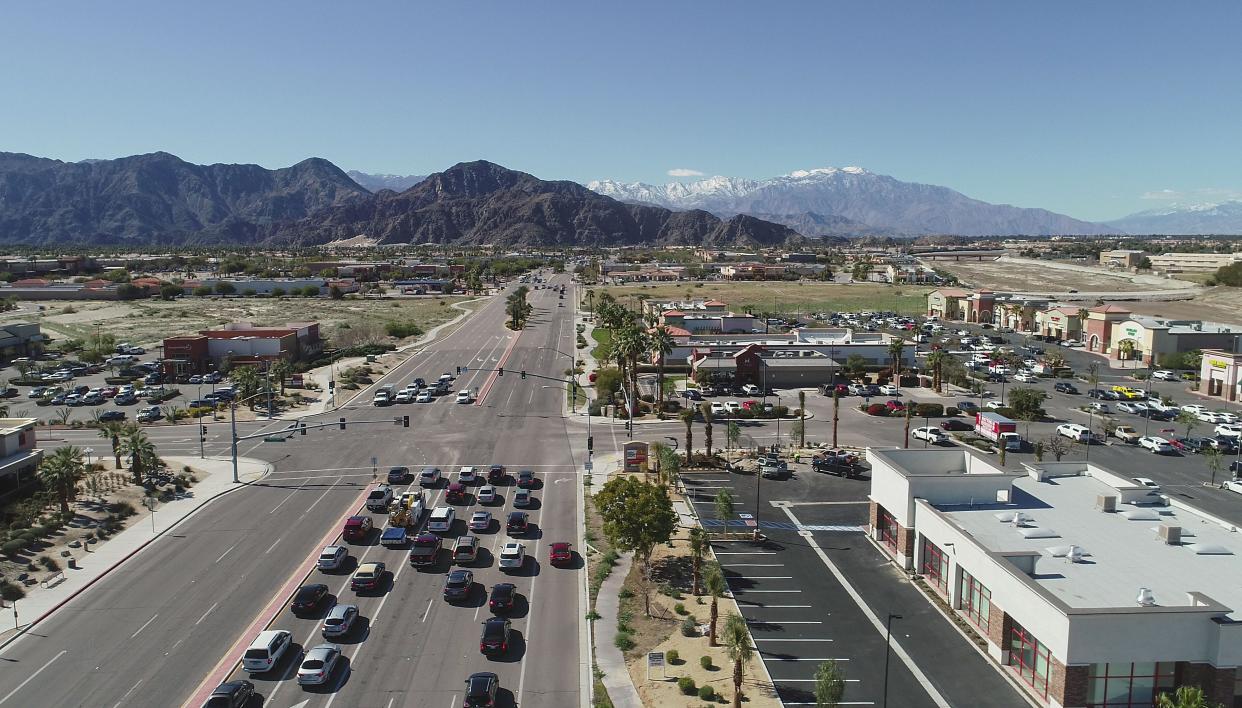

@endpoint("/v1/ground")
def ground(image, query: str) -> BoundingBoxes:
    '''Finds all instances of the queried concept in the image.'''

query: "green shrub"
[945,406,959,416]
[674,602,688,615]
[666,649,680,664]
[618,587,633,600]
[681,616,698,637]
[384,321,423,338]
[700,655,714,670]
[698,685,716,700]
[0,580,25,602]
[2,539,26,556]
[677,677,697,695]
[39,555,60,571]
[914,402,944,417]
[614,631,635,651]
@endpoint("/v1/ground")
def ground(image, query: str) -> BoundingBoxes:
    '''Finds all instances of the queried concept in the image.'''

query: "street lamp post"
[882,613,904,708]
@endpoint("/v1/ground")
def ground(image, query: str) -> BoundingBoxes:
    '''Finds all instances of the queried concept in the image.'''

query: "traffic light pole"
[228,411,410,485]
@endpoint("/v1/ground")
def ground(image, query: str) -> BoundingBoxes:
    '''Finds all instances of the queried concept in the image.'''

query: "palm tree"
[688,527,706,596]
[704,563,727,646]
[97,420,125,468]
[269,359,293,396]
[231,366,262,408]
[926,349,947,393]
[797,390,807,447]
[887,339,906,383]
[722,611,754,708]
[701,404,714,461]
[832,389,840,447]
[40,445,85,515]
[680,408,696,464]
[650,326,676,417]
[1118,338,1136,366]
[118,425,157,485]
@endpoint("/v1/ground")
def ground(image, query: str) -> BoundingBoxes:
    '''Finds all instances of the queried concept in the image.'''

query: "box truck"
[975,412,1022,451]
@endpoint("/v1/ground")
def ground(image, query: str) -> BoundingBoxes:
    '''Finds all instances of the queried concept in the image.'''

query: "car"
[912,427,949,445]
[1113,425,1142,443]
[724,400,742,413]
[507,511,529,535]
[394,390,415,404]
[480,617,513,656]
[203,680,255,708]
[984,400,1005,410]
[499,541,526,572]
[760,457,788,479]
[443,568,475,601]
[709,401,727,416]
[1218,412,1240,424]
[188,375,203,385]
[1118,401,1148,414]
[1062,339,1082,348]
[415,390,434,403]
[366,484,394,511]
[940,419,973,431]
[408,533,441,567]
[487,464,507,483]
[1197,411,1227,423]
[1057,423,1091,442]
[885,399,906,412]
[291,583,330,614]
[242,629,293,674]
[97,410,126,422]
[1151,370,1179,381]
[879,384,899,396]
[439,372,455,384]
[114,392,138,405]
[682,388,703,401]
[477,485,497,504]
[351,561,386,591]
[419,466,443,487]
[386,466,410,484]
[321,603,358,639]
[135,406,162,422]
[470,510,493,531]
[428,506,456,533]
[549,541,573,565]
[1013,372,1038,383]
[1172,437,1210,454]
[516,469,536,488]
[317,545,348,571]
[513,488,533,508]
[1138,436,1174,454]
[957,401,979,413]
[453,535,480,565]
[456,390,472,404]
[464,672,500,708]
[342,515,373,542]
[297,643,342,686]
[1088,402,1111,414]
[1217,424,1242,438]
[1181,404,1209,416]
[446,482,468,503]
[380,526,409,547]
[489,583,517,613]
[741,384,761,395]
[1132,477,1160,488]
[1054,382,1079,394]
[458,466,479,484]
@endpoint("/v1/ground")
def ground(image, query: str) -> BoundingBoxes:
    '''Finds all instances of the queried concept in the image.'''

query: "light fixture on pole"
[882,613,904,708]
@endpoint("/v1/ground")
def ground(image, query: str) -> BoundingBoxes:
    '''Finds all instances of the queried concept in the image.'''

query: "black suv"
[479,617,512,655]
[1054,383,1079,394]
[506,511,529,535]
[204,680,255,708]
[464,672,499,708]
[489,583,516,613]
[290,583,329,615]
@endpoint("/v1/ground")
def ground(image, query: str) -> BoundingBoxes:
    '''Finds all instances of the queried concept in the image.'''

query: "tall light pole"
[883,613,904,708]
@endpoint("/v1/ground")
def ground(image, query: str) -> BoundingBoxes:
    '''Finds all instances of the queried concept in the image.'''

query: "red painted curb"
[475,330,524,405]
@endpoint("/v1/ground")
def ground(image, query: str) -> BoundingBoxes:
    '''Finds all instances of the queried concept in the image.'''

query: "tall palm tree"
[832,389,840,448]
[118,425,157,485]
[680,408,696,464]
[231,366,262,408]
[269,359,293,396]
[40,445,85,515]
[649,326,676,417]
[97,420,125,468]
[688,527,706,596]
[700,404,714,461]
[704,563,727,647]
[1118,338,1136,365]
[797,390,806,447]
[722,611,754,708]
[926,350,947,393]
[887,339,906,382]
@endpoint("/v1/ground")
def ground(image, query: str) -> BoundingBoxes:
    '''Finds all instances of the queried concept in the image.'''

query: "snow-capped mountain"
[588,167,1116,237]
[346,170,426,193]
[1107,201,1242,235]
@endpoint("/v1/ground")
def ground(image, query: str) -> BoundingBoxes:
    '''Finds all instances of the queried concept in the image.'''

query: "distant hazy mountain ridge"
[1107,201,1242,235]
[346,171,427,193]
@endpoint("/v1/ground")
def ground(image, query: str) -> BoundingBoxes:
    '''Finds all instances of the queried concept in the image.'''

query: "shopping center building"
[868,448,1242,707]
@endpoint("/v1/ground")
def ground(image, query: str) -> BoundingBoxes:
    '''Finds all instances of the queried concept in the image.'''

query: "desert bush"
[678,677,697,695]
[39,555,60,571]
[674,602,688,615]
[700,655,714,670]
[681,616,698,637]
[2,539,26,556]
[698,685,716,700]
[666,649,680,664]
[614,631,635,651]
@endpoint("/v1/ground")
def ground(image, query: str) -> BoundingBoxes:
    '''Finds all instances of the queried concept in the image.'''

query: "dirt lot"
[8,295,471,347]
[591,282,932,316]
[1067,286,1242,326]
[933,258,1186,293]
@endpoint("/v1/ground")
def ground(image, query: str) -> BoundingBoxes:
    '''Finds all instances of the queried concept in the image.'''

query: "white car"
[498,541,526,571]
[710,402,727,416]
[1151,370,1178,381]
[1013,372,1038,383]
[741,384,761,395]
[1118,401,1148,414]
[415,390,434,403]
[989,365,1011,375]
[724,401,742,413]
[1217,412,1239,424]
[1088,402,1111,414]
[427,506,456,533]
[317,545,348,571]
[1138,436,1174,454]
[477,485,497,504]
[879,384,899,396]
[1132,477,1160,488]
[455,390,472,404]
[985,400,1005,410]
[296,643,341,685]
[469,510,492,531]
[1181,404,1208,416]
[1057,423,1091,442]
[1061,339,1083,347]
[394,390,414,404]
[457,466,478,484]
[1216,424,1242,439]
[1197,411,1226,423]
[911,427,948,444]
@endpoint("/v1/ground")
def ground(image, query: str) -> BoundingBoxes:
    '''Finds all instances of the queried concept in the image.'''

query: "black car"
[98,410,126,422]
[412,378,426,388]
[1054,383,1079,394]
[203,679,255,708]
[489,582,516,613]
[443,569,474,602]
[1231,460,1242,475]
[1209,437,1239,453]
[0,388,17,399]
[487,464,507,483]
[957,401,980,413]
[464,672,499,708]
[480,617,512,656]
[1173,437,1210,453]
[507,511,529,535]
[1137,408,1173,421]
[290,583,329,614]
[516,470,536,488]
[940,419,973,431]
[682,388,703,401]
[1087,389,1107,399]
[387,466,410,484]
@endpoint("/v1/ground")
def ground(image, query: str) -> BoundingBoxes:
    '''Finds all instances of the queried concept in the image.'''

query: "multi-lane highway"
[0,275,587,708]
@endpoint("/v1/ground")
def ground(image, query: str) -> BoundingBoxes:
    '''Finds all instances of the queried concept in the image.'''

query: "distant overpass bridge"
[913,249,1008,261]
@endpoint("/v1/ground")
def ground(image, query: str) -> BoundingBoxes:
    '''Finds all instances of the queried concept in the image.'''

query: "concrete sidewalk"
[595,551,643,708]
[0,454,271,646]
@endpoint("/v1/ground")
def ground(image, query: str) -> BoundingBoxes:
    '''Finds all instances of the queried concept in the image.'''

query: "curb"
[0,458,274,651]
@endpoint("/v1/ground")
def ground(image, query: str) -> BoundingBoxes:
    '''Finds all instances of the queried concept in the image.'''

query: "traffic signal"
[339,417,346,430]
[200,425,207,439]
[456,366,461,375]
[521,370,527,379]
[587,435,594,452]
[328,379,335,390]
[498,367,503,376]
[402,415,410,428]
[299,422,307,435]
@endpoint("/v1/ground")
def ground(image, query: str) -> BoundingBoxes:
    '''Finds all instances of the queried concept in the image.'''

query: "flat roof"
[939,473,1242,614]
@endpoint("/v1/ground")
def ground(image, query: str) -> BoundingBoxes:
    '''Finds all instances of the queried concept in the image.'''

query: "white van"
[427,506,455,533]
[106,354,137,366]
[242,629,293,673]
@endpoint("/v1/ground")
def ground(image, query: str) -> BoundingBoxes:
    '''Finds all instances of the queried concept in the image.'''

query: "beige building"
[0,418,43,501]
[1147,252,1242,273]
[1099,249,1149,268]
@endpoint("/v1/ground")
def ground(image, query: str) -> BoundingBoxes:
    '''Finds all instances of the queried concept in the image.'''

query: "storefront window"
[1086,662,1176,707]
[960,569,991,634]
[1008,620,1052,698]
[920,536,949,594]
[878,509,898,553]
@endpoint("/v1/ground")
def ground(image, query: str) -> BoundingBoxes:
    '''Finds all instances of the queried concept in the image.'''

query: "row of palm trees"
[35,423,159,519]
[687,527,753,708]
[592,292,677,417]
[96,421,161,485]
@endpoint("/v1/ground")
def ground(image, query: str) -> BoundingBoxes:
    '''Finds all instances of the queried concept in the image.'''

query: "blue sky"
[2,1,1239,221]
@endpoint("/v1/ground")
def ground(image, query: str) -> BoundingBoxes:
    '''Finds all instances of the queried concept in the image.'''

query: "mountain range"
[1105,201,1242,235]
[345,171,427,193]
[589,168,1119,237]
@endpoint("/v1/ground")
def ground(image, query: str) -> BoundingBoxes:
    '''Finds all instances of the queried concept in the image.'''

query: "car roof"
[327,603,356,618]
[492,582,515,592]
[448,568,471,580]
[345,515,368,524]
[508,511,527,519]
[551,542,571,550]
[253,629,288,644]
[357,562,382,573]
[502,541,522,551]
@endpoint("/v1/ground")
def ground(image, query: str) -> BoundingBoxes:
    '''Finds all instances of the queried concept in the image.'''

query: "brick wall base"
[1180,663,1236,707]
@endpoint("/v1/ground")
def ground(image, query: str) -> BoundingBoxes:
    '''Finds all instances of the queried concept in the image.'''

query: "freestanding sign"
[647,651,665,681]
[623,441,649,473]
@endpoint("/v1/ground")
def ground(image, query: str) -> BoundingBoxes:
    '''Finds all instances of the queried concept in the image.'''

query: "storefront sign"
[1209,359,1229,369]
[623,441,649,473]
[1123,326,1140,337]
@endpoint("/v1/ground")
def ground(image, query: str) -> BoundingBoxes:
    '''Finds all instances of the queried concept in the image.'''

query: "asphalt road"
[0,275,586,708]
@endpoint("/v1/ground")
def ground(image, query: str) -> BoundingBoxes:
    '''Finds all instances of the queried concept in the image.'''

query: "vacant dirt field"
[15,295,473,347]
[1068,286,1242,326]
[933,258,1189,293]
[591,282,933,316]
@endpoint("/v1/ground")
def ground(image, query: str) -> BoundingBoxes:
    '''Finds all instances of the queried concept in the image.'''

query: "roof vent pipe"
[1136,588,1156,607]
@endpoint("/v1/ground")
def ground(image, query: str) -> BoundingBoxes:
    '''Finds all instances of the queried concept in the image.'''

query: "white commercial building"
[868,448,1242,708]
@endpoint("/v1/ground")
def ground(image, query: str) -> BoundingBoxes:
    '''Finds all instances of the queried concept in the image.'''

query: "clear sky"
[2,1,1240,222]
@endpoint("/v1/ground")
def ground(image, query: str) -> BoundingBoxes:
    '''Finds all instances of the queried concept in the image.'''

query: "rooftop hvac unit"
[1096,495,1118,513]
[1068,545,1085,563]
[1136,588,1156,606]
[1158,524,1182,545]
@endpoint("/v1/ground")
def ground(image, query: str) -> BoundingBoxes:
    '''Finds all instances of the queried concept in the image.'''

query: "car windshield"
[448,575,468,587]
[325,617,344,626]
[414,537,437,548]
[468,678,491,694]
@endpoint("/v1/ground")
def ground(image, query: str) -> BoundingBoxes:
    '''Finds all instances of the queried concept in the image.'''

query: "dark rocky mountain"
[0,151,370,244]
[345,170,427,193]
[263,161,803,248]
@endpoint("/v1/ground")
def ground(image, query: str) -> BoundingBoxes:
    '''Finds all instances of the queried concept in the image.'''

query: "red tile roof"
[662,310,685,316]
[1089,304,1131,314]
[703,300,727,306]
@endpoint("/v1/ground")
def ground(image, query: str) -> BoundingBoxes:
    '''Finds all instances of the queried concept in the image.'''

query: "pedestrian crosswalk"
[700,519,864,532]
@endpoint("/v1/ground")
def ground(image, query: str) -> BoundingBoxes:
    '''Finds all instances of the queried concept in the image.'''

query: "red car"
[446,482,467,503]
[549,542,573,565]
[342,515,373,543]
[741,400,760,411]
[885,399,906,412]
[101,387,119,398]
[487,464,507,483]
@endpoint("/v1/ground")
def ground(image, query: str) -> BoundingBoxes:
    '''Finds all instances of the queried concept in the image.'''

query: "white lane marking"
[421,597,434,622]
[194,602,219,626]
[768,657,851,661]
[322,561,409,708]
[129,614,158,639]
[215,543,238,564]
[111,679,143,708]
[303,477,341,515]
[778,505,953,708]
[739,604,813,608]
[268,476,317,514]
[722,564,784,567]
[0,649,66,705]
[263,536,283,555]
[777,678,862,682]
[752,628,828,632]
[386,699,396,708]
